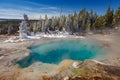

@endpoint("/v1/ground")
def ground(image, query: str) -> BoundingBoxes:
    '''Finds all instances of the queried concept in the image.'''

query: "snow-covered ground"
[4,32,85,43]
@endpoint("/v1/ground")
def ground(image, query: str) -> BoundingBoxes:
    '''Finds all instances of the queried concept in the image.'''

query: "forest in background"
[0,6,120,35]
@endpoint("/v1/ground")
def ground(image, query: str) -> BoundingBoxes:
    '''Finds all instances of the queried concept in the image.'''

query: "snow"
[4,35,41,43]
[4,32,85,43]
[4,38,17,43]
[4,14,83,43]
[42,34,66,38]
[74,36,85,39]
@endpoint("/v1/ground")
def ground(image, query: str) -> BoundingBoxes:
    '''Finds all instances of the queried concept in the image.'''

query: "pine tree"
[45,14,48,20]
[93,16,105,32]
[78,9,89,33]
[33,21,37,34]
[7,25,11,35]
[91,12,98,31]
[105,6,114,28]
[73,11,78,32]
[114,7,120,26]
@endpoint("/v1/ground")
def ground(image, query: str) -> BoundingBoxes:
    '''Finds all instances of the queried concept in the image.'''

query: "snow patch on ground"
[4,35,41,43]
[4,32,85,43]
[42,34,67,38]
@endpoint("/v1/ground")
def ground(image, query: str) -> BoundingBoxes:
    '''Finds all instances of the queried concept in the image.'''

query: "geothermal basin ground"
[0,32,120,79]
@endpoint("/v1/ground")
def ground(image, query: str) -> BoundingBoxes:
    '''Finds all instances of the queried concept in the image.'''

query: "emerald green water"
[17,39,104,67]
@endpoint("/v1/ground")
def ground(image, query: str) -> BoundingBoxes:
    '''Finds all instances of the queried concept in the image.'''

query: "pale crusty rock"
[72,61,81,69]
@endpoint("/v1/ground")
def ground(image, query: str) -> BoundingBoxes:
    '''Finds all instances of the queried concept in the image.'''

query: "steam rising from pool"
[17,39,104,67]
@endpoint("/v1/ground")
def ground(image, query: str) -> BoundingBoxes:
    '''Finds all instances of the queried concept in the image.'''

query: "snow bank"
[4,35,41,43]
[4,32,85,43]
[42,34,67,38]
[74,36,85,39]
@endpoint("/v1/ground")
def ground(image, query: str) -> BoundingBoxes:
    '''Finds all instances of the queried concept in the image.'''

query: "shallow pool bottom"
[17,39,104,67]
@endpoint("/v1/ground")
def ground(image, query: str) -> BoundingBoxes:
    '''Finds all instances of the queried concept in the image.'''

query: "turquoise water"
[17,39,104,67]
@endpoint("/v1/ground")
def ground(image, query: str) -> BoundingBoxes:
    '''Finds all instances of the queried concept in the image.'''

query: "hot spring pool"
[17,39,105,67]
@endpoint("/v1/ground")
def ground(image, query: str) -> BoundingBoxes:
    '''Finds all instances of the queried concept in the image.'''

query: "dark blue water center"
[17,39,104,67]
